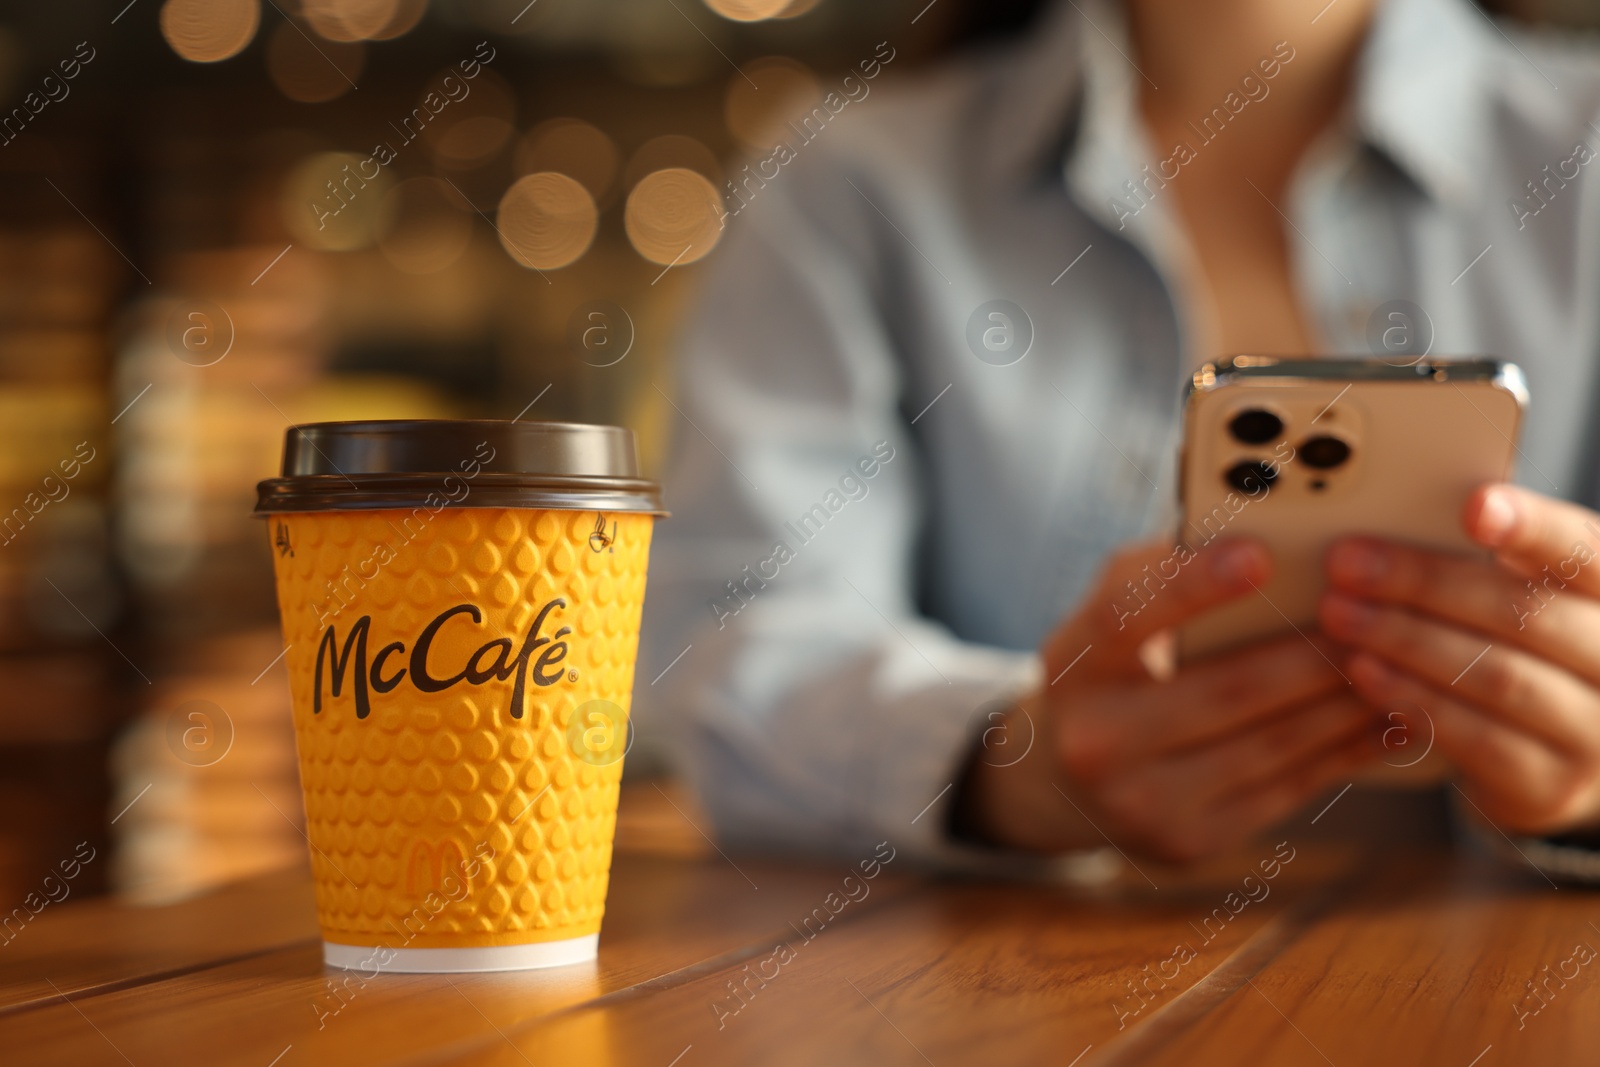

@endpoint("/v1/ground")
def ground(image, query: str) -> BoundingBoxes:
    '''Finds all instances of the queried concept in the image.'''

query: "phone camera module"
[1224,460,1279,494]
[1228,409,1283,444]
[1300,436,1352,469]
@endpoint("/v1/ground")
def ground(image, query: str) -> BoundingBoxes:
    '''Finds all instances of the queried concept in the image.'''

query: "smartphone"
[1175,356,1528,662]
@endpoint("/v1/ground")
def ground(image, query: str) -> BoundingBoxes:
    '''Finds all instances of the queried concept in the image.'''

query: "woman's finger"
[1325,536,1600,688]
[1045,537,1270,680]
[1057,634,1347,777]
[1127,636,1349,756]
[1346,652,1595,833]
[1124,691,1372,811]
[1465,484,1600,597]
[1146,734,1376,862]
[1320,593,1600,757]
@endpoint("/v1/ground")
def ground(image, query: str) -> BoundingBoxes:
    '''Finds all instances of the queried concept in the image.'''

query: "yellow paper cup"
[255,420,662,972]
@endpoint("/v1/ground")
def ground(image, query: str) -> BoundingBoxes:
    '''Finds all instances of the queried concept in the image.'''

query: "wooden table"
[5,789,1598,1066]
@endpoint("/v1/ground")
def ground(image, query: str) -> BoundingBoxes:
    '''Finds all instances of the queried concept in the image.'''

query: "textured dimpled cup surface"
[256,420,662,973]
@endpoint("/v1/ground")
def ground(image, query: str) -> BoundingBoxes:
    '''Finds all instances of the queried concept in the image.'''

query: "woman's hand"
[963,538,1379,863]
[1318,484,1600,837]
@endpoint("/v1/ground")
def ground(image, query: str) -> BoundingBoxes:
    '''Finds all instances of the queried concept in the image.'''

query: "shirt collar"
[1353,0,1501,206]
[988,0,1533,211]
[982,0,1092,186]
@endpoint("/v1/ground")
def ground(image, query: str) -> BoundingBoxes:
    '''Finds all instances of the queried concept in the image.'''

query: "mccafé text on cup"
[255,419,663,972]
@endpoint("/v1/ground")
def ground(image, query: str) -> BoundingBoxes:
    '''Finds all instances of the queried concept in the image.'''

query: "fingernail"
[1476,488,1518,547]
[1329,541,1387,587]
[1210,541,1266,587]
[1323,593,1378,633]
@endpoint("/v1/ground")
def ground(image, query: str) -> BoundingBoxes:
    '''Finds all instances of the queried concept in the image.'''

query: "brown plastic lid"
[253,419,665,515]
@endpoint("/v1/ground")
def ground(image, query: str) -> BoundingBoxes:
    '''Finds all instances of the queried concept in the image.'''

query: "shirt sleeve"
[635,151,1042,866]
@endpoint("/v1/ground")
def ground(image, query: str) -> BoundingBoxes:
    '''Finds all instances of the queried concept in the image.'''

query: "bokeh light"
[702,0,791,22]
[433,116,513,168]
[776,0,823,16]
[378,177,473,275]
[370,0,429,40]
[303,0,399,42]
[266,20,364,103]
[160,0,261,64]
[622,134,722,195]
[495,172,598,271]
[281,151,397,252]
[624,168,723,267]
[419,68,516,169]
[725,57,820,149]
[514,119,620,206]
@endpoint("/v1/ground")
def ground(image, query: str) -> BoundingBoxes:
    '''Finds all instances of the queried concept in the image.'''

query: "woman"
[641,0,1600,877]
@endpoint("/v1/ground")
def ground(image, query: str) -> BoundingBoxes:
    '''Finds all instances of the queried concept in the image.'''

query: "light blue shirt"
[637,0,1600,864]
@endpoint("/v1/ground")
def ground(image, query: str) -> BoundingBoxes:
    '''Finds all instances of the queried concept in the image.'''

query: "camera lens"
[1300,436,1351,469]
[1224,460,1278,494]
[1229,409,1282,444]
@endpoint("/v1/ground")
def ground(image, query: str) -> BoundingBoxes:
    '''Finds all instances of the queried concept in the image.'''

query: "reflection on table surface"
[3,780,1595,1067]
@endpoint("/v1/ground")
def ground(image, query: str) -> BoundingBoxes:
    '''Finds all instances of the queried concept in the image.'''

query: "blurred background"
[0,0,1591,908]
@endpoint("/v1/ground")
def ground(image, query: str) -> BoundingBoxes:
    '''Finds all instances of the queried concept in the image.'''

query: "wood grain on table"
[3,784,1596,1066]
[1134,851,1600,1067]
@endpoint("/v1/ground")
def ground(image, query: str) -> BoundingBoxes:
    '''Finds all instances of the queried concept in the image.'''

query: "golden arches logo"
[404,837,468,897]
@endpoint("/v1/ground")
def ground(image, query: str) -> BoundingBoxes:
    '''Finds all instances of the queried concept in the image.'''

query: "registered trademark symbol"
[568,670,579,682]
